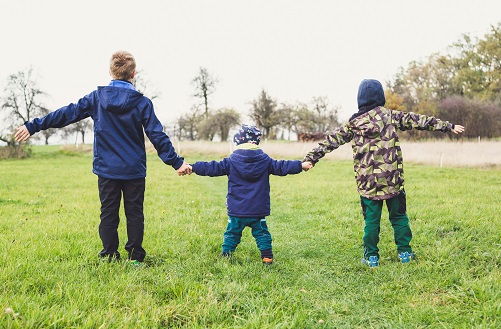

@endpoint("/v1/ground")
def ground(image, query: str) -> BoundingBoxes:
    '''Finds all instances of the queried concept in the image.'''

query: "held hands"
[302,161,313,172]
[15,126,31,142]
[177,162,192,176]
[452,125,465,134]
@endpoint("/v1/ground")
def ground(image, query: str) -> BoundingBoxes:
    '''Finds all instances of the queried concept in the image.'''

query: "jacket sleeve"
[269,159,302,176]
[392,110,453,132]
[303,124,353,165]
[142,100,184,170]
[192,158,230,176]
[25,93,94,135]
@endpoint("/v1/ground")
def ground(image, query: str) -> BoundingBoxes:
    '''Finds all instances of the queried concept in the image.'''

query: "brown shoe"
[262,257,273,265]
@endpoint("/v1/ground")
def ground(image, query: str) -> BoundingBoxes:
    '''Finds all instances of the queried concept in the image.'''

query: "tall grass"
[0,145,499,328]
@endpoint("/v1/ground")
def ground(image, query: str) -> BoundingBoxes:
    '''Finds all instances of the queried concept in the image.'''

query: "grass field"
[0,144,500,328]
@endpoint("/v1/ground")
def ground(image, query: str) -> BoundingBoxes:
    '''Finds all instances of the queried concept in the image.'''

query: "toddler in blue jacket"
[15,51,190,266]
[188,124,311,264]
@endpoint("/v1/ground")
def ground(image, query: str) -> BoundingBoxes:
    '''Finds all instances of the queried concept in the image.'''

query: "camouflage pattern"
[304,106,453,200]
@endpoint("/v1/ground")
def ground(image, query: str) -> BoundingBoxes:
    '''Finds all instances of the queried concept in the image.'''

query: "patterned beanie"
[233,124,262,146]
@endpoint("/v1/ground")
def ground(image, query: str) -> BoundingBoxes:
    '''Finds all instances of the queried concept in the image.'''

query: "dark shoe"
[262,257,273,265]
[99,253,121,263]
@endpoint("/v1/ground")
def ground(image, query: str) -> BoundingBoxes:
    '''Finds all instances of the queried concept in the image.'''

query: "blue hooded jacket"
[25,81,184,179]
[192,148,302,218]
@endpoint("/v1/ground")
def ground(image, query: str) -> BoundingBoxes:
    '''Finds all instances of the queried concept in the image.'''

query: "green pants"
[360,191,413,258]
[222,217,272,253]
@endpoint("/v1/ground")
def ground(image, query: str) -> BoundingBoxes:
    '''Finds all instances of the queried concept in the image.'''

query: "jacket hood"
[230,149,269,182]
[357,79,385,110]
[350,79,386,121]
[96,86,144,114]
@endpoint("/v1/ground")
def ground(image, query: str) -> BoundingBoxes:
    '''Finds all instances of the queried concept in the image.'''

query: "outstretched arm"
[269,159,302,176]
[392,110,454,133]
[303,124,353,166]
[191,158,230,177]
[21,94,94,138]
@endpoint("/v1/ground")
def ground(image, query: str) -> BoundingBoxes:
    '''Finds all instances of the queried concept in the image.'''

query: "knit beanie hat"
[233,124,262,146]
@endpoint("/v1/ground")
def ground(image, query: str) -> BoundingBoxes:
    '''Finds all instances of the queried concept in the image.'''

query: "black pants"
[98,177,146,261]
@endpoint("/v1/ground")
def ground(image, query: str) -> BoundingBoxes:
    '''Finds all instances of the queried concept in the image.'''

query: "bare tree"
[132,69,161,100]
[0,67,47,146]
[311,96,340,132]
[38,107,57,145]
[61,119,93,144]
[192,67,217,119]
[176,106,203,141]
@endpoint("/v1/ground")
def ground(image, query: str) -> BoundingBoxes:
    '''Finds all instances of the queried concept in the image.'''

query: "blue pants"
[222,217,272,254]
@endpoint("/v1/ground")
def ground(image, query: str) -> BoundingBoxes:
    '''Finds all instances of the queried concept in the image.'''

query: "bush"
[0,145,31,159]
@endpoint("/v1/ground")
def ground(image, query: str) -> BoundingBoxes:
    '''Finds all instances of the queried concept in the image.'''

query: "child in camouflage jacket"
[303,79,464,267]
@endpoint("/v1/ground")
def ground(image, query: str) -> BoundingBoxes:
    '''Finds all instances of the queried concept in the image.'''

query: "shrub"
[0,145,31,159]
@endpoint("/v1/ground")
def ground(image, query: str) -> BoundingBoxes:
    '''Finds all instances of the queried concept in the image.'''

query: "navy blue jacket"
[192,148,302,218]
[25,81,183,179]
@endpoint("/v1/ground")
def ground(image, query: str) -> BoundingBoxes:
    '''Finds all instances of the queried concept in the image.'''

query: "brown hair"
[109,51,136,80]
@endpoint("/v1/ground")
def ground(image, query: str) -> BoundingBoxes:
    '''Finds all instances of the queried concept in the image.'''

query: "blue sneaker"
[361,256,379,267]
[398,252,415,263]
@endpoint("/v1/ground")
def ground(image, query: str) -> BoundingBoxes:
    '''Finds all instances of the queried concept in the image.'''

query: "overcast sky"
[2,0,500,128]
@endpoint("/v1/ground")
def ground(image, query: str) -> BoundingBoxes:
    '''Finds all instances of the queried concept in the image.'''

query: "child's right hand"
[177,162,192,176]
[302,161,313,171]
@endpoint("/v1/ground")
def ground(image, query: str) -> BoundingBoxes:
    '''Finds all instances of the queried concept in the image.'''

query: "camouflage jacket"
[304,106,453,200]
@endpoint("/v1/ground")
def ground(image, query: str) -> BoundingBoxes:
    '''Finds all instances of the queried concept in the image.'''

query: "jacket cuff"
[171,157,185,170]
[24,121,36,135]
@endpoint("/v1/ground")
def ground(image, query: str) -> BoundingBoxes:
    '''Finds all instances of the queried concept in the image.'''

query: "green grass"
[0,145,500,328]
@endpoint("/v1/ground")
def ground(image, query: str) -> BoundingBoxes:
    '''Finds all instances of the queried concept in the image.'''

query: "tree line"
[0,69,158,152]
[1,22,500,157]
[385,22,501,139]
[173,67,340,142]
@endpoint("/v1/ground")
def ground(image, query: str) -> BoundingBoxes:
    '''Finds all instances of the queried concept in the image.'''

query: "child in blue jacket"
[189,124,310,264]
[15,51,190,266]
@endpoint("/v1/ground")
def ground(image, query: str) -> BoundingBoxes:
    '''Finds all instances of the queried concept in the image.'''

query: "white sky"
[1,0,500,129]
